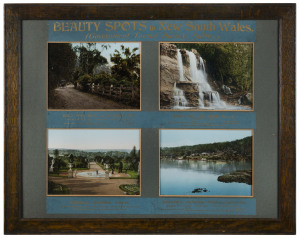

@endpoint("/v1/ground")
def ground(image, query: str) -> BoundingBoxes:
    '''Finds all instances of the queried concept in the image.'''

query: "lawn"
[48,181,70,194]
[119,184,140,195]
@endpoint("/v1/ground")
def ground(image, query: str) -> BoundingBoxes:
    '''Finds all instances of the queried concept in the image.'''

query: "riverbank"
[161,151,251,162]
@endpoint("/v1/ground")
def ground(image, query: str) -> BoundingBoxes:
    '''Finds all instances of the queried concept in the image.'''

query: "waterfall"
[177,49,185,82]
[187,51,226,109]
[199,56,205,73]
[173,82,188,109]
[171,49,250,110]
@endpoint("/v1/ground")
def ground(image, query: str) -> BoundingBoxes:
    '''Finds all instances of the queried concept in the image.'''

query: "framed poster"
[4,4,295,234]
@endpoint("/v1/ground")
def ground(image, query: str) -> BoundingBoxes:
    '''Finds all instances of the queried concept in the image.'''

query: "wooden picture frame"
[4,4,295,234]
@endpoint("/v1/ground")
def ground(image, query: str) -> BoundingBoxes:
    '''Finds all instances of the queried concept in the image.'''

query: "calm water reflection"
[160,159,252,196]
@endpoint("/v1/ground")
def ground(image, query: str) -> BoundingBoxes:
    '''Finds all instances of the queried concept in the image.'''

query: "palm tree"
[110,45,140,101]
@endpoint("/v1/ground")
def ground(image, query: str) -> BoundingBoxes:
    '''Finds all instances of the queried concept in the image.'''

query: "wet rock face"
[177,83,199,107]
[180,49,190,67]
[191,48,200,58]
[160,91,174,108]
[160,43,177,59]
[245,93,253,103]
[160,55,180,107]
[239,93,253,105]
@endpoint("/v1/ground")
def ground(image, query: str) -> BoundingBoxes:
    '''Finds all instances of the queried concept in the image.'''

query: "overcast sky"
[160,129,252,148]
[48,129,140,150]
[71,42,140,65]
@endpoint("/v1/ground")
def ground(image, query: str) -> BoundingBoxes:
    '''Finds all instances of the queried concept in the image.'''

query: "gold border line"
[47,41,142,111]
[158,42,255,112]
[158,128,254,198]
[46,128,142,197]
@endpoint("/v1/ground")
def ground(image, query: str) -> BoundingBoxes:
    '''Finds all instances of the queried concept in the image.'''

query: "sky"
[160,129,252,148]
[48,129,140,150]
[71,42,140,65]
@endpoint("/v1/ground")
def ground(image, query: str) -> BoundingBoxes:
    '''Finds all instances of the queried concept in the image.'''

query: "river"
[160,159,252,196]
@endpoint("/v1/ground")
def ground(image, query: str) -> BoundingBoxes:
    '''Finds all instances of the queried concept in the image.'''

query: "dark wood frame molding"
[4,4,295,234]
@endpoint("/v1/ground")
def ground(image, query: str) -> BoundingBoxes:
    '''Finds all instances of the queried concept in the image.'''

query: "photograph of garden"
[47,129,140,196]
[48,42,140,110]
[160,43,253,110]
[160,129,253,196]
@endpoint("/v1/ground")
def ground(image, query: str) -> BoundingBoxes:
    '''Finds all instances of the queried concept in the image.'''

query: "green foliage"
[161,136,252,158]
[72,69,81,87]
[48,43,77,91]
[48,151,88,172]
[126,170,138,179]
[78,74,92,91]
[111,45,140,88]
[48,181,70,195]
[125,146,140,171]
[119,184,140,195]
[72,43,108,88]
[54,149,59,159]
[74,43,108,75]
[109,77,118,86]
[53,158,68,172]
[69,154,74,163]
[72,155,88,169]
[175,43,253,92]
[92,72,111,85]
[119,161,123,172]
[48,155,53,170]
[48,149,138,172]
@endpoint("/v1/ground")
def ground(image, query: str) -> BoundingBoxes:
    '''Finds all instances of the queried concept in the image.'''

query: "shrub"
[93,72,111,85]
[78,74,92,91]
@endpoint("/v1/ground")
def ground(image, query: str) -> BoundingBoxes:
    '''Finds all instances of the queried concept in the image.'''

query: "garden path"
[49,85,135,109]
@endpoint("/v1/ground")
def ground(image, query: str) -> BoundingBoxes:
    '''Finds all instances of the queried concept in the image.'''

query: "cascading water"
[199,56,205,73]
[177,49,185,82]
[173,82,188,109]
[187,51,226,109]
[171,48,250,110]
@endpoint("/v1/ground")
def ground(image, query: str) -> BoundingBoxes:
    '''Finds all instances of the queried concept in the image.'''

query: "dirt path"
[88,162,104,171]
[49,162,135,195]
[49,176,137,195]
[49,85,136,110]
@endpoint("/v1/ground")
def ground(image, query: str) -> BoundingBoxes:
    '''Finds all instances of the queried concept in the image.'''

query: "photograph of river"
[48,42,140,110]
[160,43,253,110]
[160,129,253,196]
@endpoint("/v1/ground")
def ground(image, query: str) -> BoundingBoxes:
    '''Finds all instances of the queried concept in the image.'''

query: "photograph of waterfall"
[160,43,253,110]
[160,129,253,196]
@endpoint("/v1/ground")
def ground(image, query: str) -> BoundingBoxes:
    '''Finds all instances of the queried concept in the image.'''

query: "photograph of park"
[160,129,253,196]
[48,42,141,110]
[47,129,140,196]
[160,42,253,110]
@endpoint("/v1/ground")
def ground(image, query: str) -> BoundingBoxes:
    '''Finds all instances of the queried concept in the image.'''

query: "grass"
[48,181,70,194]
[96,162,138,179]
[126,170,138,179]
[119,184,140,195]
[110,170,138,179]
